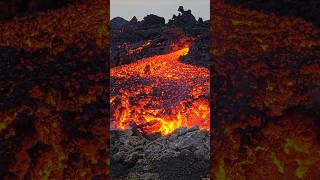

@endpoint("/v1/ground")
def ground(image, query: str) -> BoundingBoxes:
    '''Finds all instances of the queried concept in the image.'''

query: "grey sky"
[110,0,210,22]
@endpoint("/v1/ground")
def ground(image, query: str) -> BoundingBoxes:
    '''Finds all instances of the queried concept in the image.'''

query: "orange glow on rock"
[110,47,209,135]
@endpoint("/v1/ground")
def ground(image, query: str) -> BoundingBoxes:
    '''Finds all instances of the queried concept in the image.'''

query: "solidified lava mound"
[0,0,109,179]
[211,0,320,179]
[111,126,210,180]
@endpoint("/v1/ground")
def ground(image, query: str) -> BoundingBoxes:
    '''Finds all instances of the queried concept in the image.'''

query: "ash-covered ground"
[110,6,210,180]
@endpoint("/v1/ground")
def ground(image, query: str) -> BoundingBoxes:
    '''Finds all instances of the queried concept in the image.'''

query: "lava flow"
[110,47,210,135]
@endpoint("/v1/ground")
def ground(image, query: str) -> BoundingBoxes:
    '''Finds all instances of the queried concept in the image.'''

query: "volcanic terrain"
[211,0,320,179]
[0,0,109,179]
[110,6,211,180]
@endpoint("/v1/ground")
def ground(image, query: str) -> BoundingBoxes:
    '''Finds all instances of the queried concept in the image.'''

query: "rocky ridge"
[110,6,210,68]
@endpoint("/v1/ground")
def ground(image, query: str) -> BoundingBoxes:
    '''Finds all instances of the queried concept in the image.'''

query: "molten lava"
[211,0,320,179]
[110,47,210,135]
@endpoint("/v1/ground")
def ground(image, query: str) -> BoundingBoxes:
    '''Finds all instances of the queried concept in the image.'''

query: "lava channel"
[110,47,210,135]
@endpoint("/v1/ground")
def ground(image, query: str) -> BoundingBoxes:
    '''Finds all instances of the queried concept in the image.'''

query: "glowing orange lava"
[110,47,210,135]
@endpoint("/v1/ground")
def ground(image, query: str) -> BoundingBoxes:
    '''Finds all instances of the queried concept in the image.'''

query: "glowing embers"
[127,40,152,55]
[110,48,209,135]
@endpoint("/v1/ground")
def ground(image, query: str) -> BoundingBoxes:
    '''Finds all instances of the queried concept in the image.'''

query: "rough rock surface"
[140,14,165,28]
[110,6,210,180]
[111,126,210,180]
[168,6,197,27]
[110,6,210,68]
[110,17,129,30]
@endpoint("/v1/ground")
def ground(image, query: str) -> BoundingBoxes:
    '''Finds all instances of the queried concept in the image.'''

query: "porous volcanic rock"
[110,6,210,68]
[110,126,210,180]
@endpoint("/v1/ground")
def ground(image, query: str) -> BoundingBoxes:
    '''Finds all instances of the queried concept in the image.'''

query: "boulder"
[178,6,184,13]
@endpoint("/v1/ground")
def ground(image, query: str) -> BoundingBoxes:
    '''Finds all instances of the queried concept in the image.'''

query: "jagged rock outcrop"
[168,6,197,27]
[140,14,165,28]
[130,16,138,24]
[198,17,203,23]
[110,6,210,68]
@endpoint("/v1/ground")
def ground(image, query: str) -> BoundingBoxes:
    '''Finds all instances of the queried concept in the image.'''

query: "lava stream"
[110,47,210,135]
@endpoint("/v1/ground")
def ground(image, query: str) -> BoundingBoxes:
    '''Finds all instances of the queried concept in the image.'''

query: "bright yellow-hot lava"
[110,47,210,135]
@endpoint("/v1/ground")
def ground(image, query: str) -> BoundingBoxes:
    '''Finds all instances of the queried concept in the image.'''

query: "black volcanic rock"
[110,6,210,69]
[140,14,165,28]
[198,17,203,23]
[110,6,211,180]
[130,16,138,24]
[178,6,184,13]
[110,126,210,180]
[110,17,129,30]
[168,6,197,27]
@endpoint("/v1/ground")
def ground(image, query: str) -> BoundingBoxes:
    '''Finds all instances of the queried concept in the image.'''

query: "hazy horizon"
[110,0,210,22]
